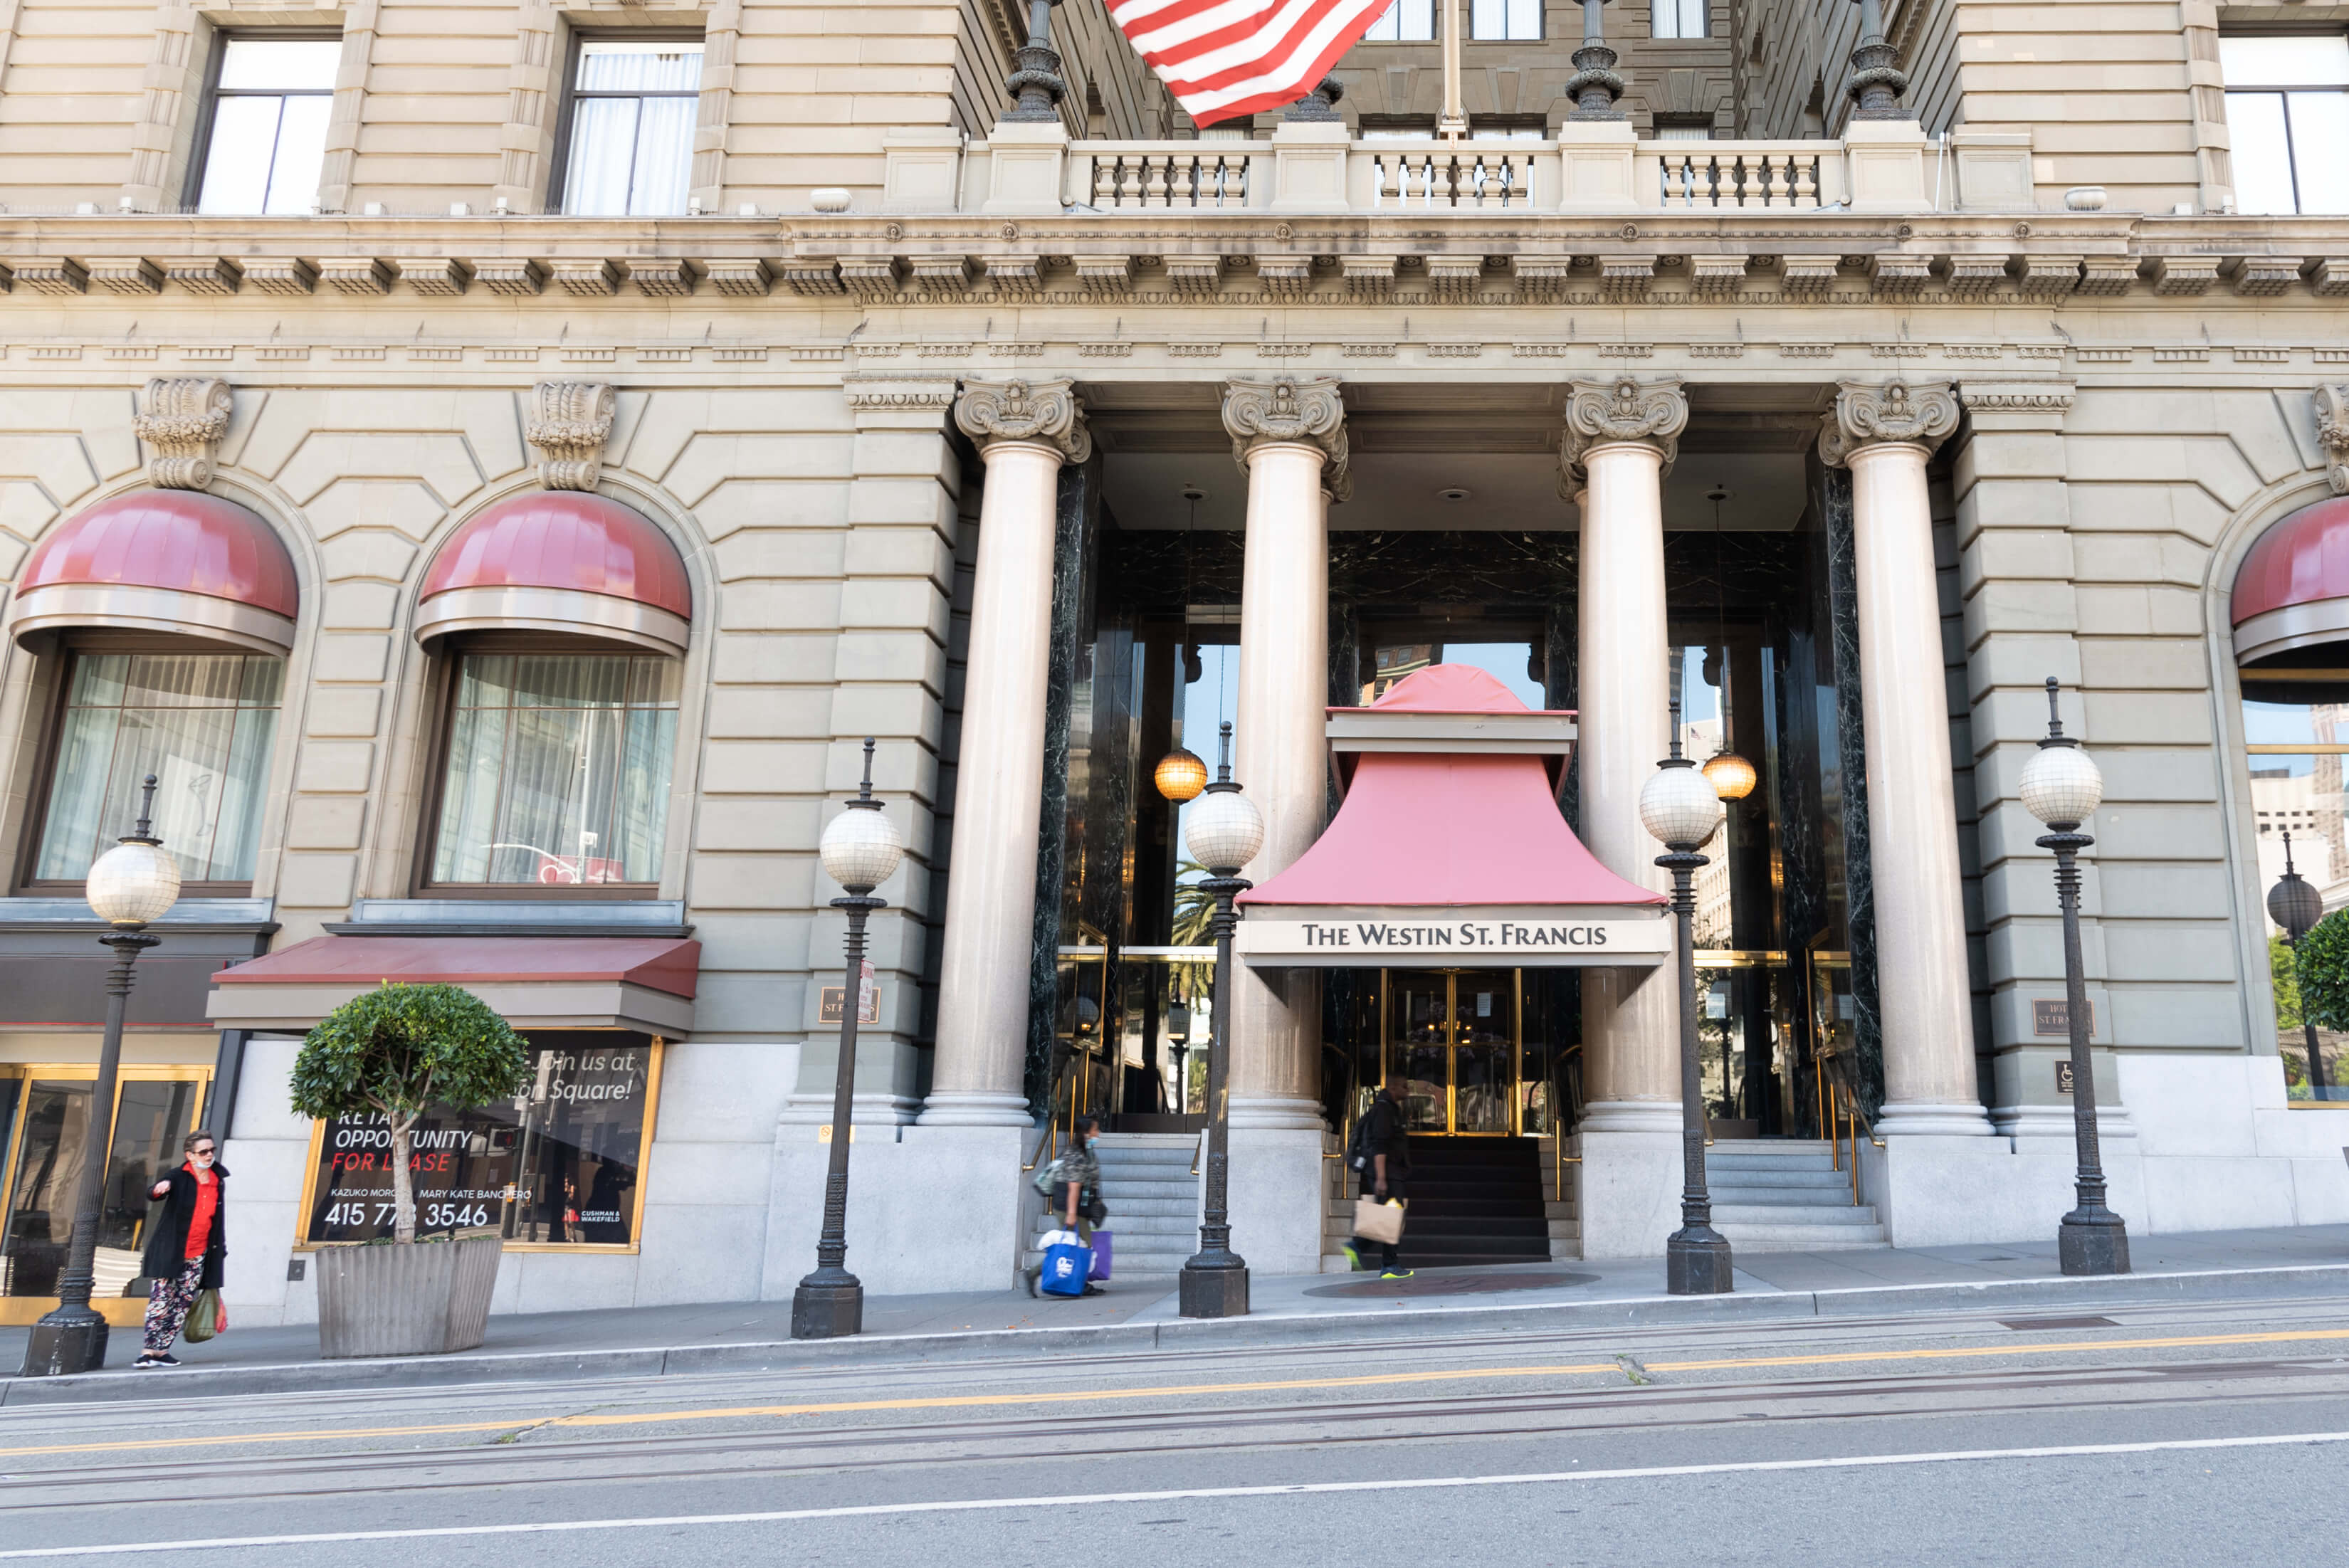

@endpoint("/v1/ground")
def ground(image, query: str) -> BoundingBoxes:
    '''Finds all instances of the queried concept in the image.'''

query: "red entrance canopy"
[1241,665,1663,913]
[207,934,700,1033]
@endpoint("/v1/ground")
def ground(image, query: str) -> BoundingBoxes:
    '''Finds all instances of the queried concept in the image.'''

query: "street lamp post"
[792,739,906,1340]
[1639,712,1734,1295]
[2019,678,2130,1277]
[1179,721,1263,1321]
[21,776,180,1377]
[2268,828,2329,1100]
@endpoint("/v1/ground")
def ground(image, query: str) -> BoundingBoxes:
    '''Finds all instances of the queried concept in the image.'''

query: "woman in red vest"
[134,1130,226,1369]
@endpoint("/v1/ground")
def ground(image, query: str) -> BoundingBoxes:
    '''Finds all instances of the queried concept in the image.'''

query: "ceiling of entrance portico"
[1083,380,1831,535]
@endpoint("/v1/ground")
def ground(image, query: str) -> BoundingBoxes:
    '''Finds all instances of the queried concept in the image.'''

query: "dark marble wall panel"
[1026,455,1101,1110]
[1818,461,1886,1120]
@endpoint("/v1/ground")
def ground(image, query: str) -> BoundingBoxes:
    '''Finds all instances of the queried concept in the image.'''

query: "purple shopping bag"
[1088,1230,1113,1281]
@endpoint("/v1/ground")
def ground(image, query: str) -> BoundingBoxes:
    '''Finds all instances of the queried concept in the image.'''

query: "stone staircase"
[1023,1132,1200,1281]
[1320,1135,1581,1270]
[1539,1135,1580,1260]
[1705,1138,1886,1250]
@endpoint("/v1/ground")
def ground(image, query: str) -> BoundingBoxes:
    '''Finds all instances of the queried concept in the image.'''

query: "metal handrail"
[1825,1078,1884,1206]
[1022,1052,1076,1173]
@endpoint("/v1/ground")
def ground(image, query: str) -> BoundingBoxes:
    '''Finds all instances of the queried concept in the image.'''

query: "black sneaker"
[1081,1284,1107,1296]
[134,1354,181,1369]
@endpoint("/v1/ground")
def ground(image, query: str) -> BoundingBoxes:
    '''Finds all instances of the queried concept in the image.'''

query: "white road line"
[6,1429,2346,1559]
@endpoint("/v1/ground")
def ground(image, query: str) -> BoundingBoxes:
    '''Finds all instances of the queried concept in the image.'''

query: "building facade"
[3,0,2348,1327]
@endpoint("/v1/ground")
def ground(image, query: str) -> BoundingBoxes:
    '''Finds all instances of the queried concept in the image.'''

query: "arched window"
[411,492,691,893]
[7,490,298,890]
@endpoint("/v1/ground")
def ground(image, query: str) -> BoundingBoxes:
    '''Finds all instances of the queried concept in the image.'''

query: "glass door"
[1382,970,1523,1135]
[0,1066,210,1326]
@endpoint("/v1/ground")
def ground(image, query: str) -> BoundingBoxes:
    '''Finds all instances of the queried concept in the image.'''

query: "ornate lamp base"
[791,1269,864,1339]
[1178,1256,1249,1319]
[2059,1211,2130,1277]
[1666,1226,1735,1295]
[20,1306,108,1378]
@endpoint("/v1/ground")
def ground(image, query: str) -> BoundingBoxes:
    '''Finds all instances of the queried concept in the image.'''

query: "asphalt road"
[4,1293,2347,1566]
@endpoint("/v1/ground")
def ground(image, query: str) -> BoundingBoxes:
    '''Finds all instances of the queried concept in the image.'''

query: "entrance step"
[1706,1140,1886,1252]
[1022,1131,1201,1279]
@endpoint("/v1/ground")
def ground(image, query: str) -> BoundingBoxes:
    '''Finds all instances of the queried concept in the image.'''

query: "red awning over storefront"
[1236,665,1668,968]
[416,491,693,656]
[207,935,700,1033]
[9,488,300,653]
[2233,495,2349,665]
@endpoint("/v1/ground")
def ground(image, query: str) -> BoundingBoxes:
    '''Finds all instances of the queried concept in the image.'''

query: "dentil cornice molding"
[132,376,231,489]
[953,377,1093,463]
[1557,375,1690,486]
[1818,379,1961,465]
[1221,376,1350,501]
[525,380,616,490]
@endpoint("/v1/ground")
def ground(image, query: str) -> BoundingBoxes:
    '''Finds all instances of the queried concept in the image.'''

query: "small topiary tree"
[290,983,530,1243]
[2296,910,2349,1038]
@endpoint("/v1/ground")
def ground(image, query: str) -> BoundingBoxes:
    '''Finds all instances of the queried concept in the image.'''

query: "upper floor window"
[557,39,703,216]
[29,651,283,888]
[1471,0,1540,40]
[1364,0,1436,41]
[428,652,680,889]
[191,37,338,215]
[1653,0,1710,39]
[2222,35,2349,215]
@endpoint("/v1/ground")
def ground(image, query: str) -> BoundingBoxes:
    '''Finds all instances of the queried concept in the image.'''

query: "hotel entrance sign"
[1237,915,1671,967]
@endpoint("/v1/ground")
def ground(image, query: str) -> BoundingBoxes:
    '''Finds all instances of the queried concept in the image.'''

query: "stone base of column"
[761,1123,1031,1298]
[1990,1103,2136,1140]
[1572,1127,1684,1260]
[776,1090,923,1127]
[1858,1132,2147,1250]
[1575,1099,1682,1135]
[1226,1127,1330,1277]
[915,1090,1036,1128]
[1874,1100,1997,1137]
[1227,1093,1328,1132]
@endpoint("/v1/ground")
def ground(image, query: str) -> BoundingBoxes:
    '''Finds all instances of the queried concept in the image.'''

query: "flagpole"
[1439,0,1465,140]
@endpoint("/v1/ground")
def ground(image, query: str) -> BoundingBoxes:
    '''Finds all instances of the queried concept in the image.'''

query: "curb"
[7,1261,2349,1409]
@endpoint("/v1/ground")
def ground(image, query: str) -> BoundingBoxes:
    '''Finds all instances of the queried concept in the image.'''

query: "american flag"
[1108,0,1392,129]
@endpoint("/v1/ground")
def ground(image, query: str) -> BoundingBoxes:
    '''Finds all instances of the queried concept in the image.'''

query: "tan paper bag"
[1352,1196,1405,1245]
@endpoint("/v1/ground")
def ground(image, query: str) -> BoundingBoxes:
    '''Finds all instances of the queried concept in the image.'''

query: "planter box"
[315,1231,502,1359]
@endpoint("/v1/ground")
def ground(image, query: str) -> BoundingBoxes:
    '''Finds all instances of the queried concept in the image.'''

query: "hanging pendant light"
[1702,485,1757,801]
[1156,484,1212,802]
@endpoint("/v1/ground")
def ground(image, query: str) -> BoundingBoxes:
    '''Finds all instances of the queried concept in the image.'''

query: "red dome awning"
[9,489,299,654]
[2233,496,2349,665]
[1236,665,1667,969]
[417,492,691,656]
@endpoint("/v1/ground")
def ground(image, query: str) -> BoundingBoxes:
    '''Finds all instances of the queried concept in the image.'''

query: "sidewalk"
[7,1223,2348,1407]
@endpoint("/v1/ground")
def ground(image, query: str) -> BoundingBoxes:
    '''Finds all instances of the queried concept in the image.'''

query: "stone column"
[1820,381,1993,1137]
[1224,376,1346,1131]
[1564,378,1687,1133]
[920,379,1091,1127]
[1222,375,1346,1275]
[1561,377,1690,1260]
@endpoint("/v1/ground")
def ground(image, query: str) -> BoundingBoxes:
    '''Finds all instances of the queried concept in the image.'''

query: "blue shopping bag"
[1039,1238,1093,1297]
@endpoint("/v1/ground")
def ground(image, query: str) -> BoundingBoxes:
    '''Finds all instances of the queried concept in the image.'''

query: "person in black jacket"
[134,1130,226,1368]
[1343,1075,1412,1278]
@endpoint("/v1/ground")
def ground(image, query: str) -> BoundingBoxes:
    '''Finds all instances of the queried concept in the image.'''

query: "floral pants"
[142,1258,205,1354]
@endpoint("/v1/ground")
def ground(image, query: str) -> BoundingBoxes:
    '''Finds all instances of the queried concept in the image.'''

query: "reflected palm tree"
[1170,860,1216,1010]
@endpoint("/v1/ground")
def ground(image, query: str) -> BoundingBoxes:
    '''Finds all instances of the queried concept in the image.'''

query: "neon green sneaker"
[1341,1242,1363,1271]
[1380,1268,1415,1280]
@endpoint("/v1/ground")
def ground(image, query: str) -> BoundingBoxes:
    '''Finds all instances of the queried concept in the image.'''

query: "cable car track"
[7,1353,2347,1512]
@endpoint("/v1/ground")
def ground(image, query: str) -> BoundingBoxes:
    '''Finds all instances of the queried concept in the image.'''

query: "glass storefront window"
[302,1035,662,1248]
[429,652,680,887]
[0,1068,209,1311]
[2242,673,2349,1100]
[33,651,284,885]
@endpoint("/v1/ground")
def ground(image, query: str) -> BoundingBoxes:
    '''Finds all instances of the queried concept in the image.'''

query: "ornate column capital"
[2318,384,2349,497]
[1222,376,1350,501]
[1818,379,1960,467]
[1559,376,1688,486]
[133,377,232,489]
[954,377,1091,463]
[526,381,617,490]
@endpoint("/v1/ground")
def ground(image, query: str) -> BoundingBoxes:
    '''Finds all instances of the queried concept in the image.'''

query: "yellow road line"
[6,1325,2349,1463]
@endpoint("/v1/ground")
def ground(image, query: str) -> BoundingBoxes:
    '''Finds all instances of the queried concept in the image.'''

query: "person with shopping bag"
[1343,1075,1412,1277]
[134,1130,227,1368]
[1024,1115,1107,1298]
